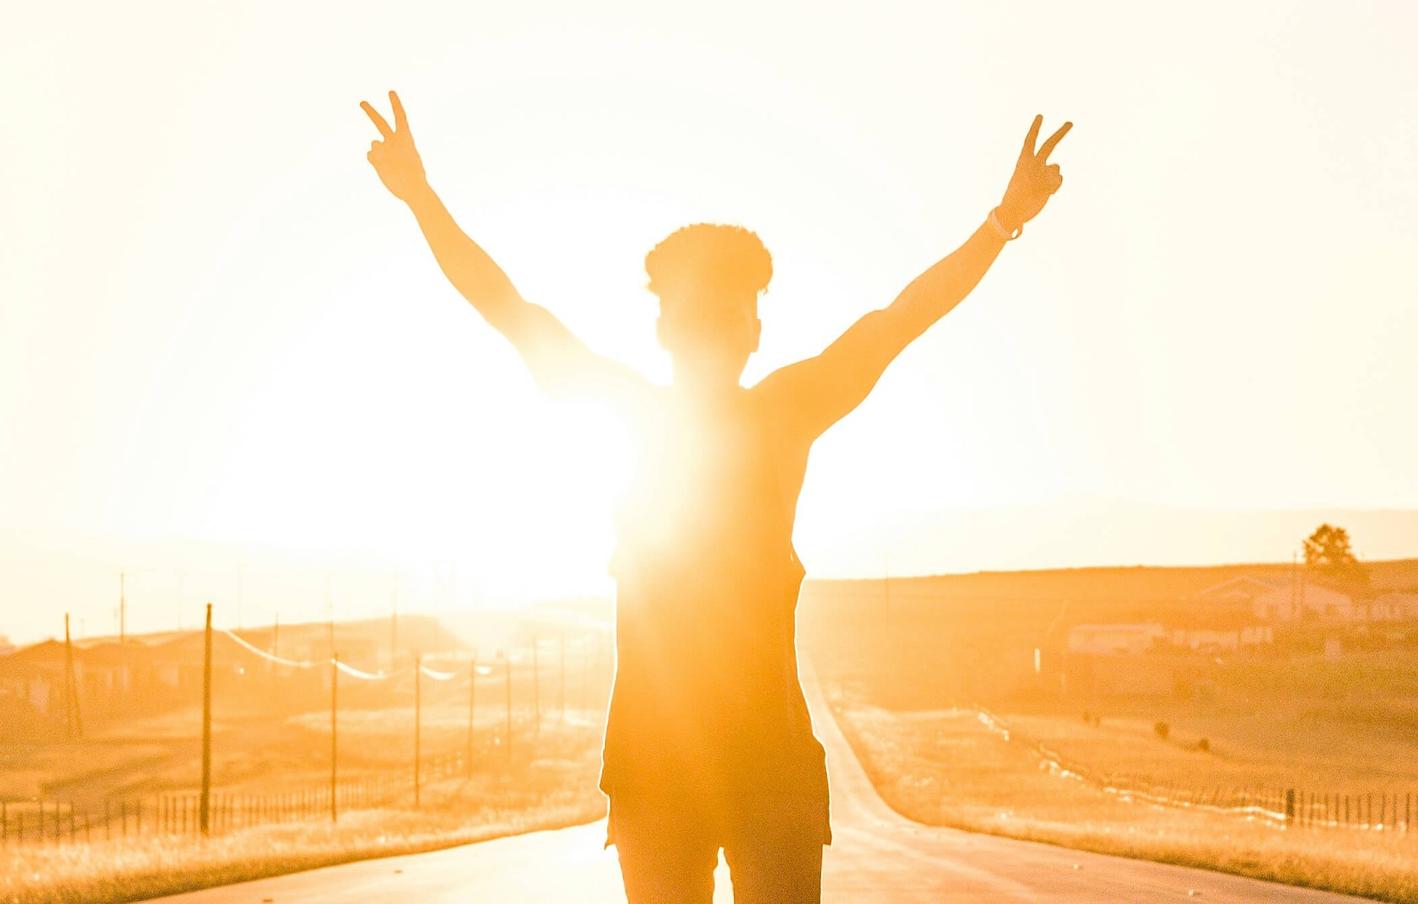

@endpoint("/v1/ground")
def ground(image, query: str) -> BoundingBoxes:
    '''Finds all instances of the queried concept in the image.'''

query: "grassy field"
[1,616,614,904]
[2,699,609,903]
[976,649,1418,800]
[1,758,605,904]
[799,563,1418,902]
[825,685,1418,903]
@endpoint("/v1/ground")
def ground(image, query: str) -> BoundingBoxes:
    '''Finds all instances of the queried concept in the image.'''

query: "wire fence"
[974,707,1416,833]
[0,749,477,846]
[2,605,613,847]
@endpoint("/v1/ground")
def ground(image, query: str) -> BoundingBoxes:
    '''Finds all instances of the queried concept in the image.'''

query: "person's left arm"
[758,114,1072,439]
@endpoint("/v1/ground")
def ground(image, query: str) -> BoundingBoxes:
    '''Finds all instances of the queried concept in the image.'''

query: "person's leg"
[610,796,720,904]
[722,802,825,904]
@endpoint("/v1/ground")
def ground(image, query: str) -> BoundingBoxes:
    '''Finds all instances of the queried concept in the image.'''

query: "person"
[359,90,1070,903]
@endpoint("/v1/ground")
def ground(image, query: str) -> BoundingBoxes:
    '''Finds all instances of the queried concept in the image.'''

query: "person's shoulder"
[747,372,812,440]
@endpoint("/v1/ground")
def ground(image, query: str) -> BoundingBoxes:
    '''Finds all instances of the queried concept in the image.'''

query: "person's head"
[645,223,771,392]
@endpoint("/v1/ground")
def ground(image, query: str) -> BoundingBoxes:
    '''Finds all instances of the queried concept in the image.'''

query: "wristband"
[988,207,1023,241]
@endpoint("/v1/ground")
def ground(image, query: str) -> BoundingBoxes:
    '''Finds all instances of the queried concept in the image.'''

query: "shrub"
[1197,737,1210,752]
[1154,721,1170,740]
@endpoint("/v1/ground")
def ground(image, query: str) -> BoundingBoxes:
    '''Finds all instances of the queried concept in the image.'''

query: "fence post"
[201,602,213,836]
[1285,788,1295,825]
[414,651,422,808]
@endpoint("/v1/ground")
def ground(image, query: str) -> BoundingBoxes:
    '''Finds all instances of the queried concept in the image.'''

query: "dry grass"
[2,655,613,904]
[828,692,1418,903]
[1,741,607,904]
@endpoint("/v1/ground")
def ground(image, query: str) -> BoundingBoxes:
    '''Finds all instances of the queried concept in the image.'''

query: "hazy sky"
[3,1,1416,642]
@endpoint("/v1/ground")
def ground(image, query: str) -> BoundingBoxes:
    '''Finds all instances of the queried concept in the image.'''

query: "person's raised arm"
[360,91,647,408]
[758,114,1072,439]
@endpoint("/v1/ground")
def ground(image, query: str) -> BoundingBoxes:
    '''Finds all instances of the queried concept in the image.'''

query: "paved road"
[147,664,1373,903]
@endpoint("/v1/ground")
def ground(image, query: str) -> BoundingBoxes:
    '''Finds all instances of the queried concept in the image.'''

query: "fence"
[2,605,613,847]
[0,749,484,846]
[975,707,1416,833]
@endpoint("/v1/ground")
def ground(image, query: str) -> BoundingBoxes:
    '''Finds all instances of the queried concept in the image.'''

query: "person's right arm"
[360,91,648,407]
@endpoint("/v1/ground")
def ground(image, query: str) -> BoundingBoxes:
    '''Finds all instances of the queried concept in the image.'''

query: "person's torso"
[601,384,820,794]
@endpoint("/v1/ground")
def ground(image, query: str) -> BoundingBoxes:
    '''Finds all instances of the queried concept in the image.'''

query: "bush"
[1154,721,1170,740]
[1197,737,1210,752]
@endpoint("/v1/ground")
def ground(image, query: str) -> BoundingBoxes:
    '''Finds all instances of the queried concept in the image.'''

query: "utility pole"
[63,613,84,739]
[200,603,212,835]
[330,646,338,823]
[329,579,337,821]
[414,651,422,807]
[119,572,127,644]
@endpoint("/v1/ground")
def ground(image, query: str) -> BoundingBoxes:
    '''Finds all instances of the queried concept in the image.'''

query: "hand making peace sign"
[361,90,428,203]
[997,115,1072,234]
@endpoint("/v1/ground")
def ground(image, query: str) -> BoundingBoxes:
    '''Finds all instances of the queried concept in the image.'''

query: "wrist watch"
[988,207,1023,241]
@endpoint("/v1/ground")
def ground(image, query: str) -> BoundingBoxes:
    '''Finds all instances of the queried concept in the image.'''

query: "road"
[146,663,1373,903]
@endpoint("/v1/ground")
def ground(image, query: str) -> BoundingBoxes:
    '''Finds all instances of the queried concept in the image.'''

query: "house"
[1192,575,1355,623]
[1167,613,1274,653]
[1364,592,1418,622]
[1065,623,1166,656]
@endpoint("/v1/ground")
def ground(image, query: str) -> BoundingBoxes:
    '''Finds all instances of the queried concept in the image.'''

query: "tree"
[1302,523,1369,589]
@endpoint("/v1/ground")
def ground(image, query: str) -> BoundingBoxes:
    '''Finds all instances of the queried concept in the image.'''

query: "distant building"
[1065,623,1166,656]
[1193,575,1355,623]
[1365,592,1418,622]
[1168,621,1274,653]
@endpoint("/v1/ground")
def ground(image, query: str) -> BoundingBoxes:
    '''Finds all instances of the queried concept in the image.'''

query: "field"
[7,561,1418,901]
[799,560,1418,902]
[826,691,1418,902]
[1,612,614,904]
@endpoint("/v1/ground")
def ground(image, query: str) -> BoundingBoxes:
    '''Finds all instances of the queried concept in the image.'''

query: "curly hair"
[644,223,773,302]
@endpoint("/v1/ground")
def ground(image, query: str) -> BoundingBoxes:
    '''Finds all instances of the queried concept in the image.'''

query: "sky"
[3,1,1416,643]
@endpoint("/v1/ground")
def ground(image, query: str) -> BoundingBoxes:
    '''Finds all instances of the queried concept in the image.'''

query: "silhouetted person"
[360,90,1070,904]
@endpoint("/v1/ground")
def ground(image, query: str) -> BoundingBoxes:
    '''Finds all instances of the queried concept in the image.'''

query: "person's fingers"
[370,140,382,153]
[390,90,408,131]
[1021,114,1042,159]
[361,101,394,139]
[1037,121,1072,162]
[367,150,376,165]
